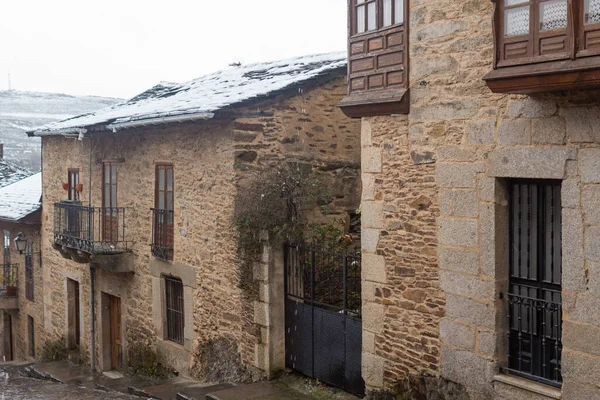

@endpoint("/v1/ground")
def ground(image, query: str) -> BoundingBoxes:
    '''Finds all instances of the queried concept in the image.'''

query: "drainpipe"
[88,135,96,373]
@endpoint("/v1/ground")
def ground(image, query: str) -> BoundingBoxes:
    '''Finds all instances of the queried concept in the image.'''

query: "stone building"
[0,172,43,362]
[341,0,600,399]
[27,53,361,382]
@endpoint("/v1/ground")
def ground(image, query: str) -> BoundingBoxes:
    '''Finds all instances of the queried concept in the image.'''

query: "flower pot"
[75,183,83,192]
[5,285,16,297]
[62,182,69,191]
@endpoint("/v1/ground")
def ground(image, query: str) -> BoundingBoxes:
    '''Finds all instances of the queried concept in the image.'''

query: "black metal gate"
[284,244,364,396]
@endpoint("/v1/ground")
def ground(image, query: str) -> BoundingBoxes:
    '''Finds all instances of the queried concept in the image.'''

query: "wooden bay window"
[485,0,600,93]
[339,0,409,118]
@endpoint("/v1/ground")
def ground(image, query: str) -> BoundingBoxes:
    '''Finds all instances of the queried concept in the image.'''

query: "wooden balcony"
[53,202,134,272]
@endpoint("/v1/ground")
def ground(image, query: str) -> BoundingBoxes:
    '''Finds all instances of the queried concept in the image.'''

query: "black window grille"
[28,315,35,358]
[507,180,562,387]
[25,242,34,302]
[165,276,184,345]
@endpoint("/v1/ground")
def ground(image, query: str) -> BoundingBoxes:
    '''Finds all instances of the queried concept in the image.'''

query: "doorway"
[101,292,122,371]
[2,312,12,361]
[67,279,81,349]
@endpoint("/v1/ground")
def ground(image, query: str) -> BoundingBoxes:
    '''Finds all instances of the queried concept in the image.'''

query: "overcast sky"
[0,1,346,99]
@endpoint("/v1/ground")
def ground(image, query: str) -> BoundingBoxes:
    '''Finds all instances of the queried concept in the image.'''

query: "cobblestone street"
[0,371,138,399]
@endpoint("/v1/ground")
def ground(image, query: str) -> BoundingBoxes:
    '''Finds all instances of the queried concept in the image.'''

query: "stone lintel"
[488,147,576,180]
[149,259,197,288]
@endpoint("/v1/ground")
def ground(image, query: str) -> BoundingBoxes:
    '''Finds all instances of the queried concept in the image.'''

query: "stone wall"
[358,0,600,399]
[0,221,43,361]
[38,75,361,381]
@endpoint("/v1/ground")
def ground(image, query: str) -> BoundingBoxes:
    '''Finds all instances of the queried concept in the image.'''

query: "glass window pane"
[167,192,174,214]
[586,0,600,24]
[167,168,173,191]
[383,0,392,26]
[368,2,376,31]
[505,0,528,5]
[104,165,110,183]
[505,6,530,37]
[158,169,165,191]
[111,188,117,209]
[111,166,117,182]
[104,184,110,206]
[158,193,165,210]
[357,4,365,33]
[540,0,567,31]
[395,0,404,24]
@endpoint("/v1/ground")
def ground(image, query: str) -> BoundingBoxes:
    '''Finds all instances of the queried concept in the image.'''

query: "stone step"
[128,377,197,399]
[175,383,236,400]
[205,381,285,400]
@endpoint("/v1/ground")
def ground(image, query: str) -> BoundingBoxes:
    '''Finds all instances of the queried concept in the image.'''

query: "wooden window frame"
[153,164,174,261]
[25,242,34,302]
[340,0,410,117]
[351,0,405,37]
[68,168,80,202]
[487,0,600,93]
[496,0,571,68]
[164,276,184,345]
[102,162,117,211]
[28,315,35,358]
[102,162,118,242]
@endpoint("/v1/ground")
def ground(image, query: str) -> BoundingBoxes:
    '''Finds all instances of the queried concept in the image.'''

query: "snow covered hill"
[0,90,121,170]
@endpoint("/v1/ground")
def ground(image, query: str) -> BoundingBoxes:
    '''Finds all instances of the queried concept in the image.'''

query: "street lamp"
[14,232,27,254]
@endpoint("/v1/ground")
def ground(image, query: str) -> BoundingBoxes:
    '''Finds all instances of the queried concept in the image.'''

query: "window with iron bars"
[25,242,34,302]
[164,276,184,345]
[507,180,562,387]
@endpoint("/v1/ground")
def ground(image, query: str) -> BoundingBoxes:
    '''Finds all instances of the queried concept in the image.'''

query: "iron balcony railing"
[151,208,174,261]
[0,264,18,298]
[54,201,129,254]
[506,292,562,387]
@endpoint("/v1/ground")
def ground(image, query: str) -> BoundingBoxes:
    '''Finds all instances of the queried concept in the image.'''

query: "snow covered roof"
[0,173,42,222]
[0,159,32,188]
[30,52,347,136]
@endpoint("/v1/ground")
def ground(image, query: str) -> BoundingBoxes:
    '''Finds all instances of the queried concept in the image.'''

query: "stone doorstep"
[205,381,283,400]
[493,374,561,399]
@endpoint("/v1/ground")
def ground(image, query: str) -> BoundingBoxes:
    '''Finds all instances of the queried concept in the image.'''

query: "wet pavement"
[0,370,139,399]
[0,360,361,400]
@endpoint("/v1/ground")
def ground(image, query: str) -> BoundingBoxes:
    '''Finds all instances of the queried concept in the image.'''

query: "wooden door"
[109,295,121,370]
[67,279,80,349]
[3,313,12,361]
[102,162,118,242]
